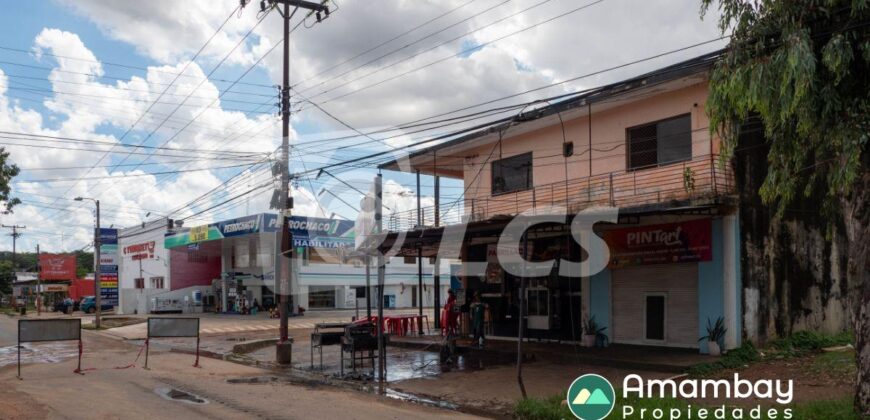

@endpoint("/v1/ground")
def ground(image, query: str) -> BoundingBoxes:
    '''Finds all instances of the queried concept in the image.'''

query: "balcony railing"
[386,154,734,232]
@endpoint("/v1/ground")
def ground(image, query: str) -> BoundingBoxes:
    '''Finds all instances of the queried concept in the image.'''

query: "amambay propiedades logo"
[567,373,795,419]
[567,374,616,420]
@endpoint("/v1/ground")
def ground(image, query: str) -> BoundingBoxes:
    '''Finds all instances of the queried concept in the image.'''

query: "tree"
[701,0,869,414]
[0,147,19,213]
[0,260,12,295]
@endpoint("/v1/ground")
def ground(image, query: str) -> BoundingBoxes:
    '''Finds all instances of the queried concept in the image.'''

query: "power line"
[292,0,478,90]
[41,3,246,216]
[294,0,514,95]
[1,72,278,106]
[0,45,276,90]
[0,130,267,157]
[15,162,262,183]
[314,0,608,104]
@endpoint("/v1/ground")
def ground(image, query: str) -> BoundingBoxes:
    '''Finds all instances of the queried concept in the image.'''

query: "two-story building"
[376,51,741,353]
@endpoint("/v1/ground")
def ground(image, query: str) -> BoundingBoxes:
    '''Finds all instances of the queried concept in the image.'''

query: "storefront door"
[611,263,698,348]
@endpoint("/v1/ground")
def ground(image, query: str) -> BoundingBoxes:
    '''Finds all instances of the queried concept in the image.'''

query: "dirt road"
[0,318,480,420]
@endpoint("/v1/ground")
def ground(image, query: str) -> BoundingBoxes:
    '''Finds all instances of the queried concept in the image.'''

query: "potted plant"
[582,316,603,347]
[699,317,727,356]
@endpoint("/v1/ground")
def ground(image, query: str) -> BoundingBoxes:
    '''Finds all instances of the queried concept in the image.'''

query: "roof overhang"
[379,51,720,176]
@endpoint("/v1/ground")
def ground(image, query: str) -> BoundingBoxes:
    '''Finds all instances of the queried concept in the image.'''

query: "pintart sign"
[602,219,712,268]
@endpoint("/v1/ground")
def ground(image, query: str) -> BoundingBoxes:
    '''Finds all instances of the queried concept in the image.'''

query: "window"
[134,278,144,289]
[491,152,532,195]
[627,114,692,170]
[150,277,165,289]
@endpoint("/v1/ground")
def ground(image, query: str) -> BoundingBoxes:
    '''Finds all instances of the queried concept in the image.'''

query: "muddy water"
[0,342,79,367]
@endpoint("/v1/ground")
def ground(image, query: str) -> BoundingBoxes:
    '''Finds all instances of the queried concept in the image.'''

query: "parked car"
[52,298,79,313]
[80,296,113,313]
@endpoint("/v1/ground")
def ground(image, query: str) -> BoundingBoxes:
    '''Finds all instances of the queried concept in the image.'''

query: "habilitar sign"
[603,219,712,268]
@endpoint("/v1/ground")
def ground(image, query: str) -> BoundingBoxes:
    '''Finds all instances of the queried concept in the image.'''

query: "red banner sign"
[603,219,712,268]
[39,253,77,280]
[123,241,155,260]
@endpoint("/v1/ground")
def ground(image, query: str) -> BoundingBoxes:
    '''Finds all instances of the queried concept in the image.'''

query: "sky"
[0,0,726,253]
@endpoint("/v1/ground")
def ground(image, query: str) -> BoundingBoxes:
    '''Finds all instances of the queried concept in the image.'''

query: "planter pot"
[707,341,721,356]
[582,335,596,348]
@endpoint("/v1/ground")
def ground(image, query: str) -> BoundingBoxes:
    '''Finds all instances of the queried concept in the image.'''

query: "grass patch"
[811,350,856,377]
[514,394,860,420]
[769,330,854,356]
[688,342,760,376]
[515,395,572,420]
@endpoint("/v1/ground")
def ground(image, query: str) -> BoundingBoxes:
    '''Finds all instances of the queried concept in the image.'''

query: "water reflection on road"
[0,342,78,367]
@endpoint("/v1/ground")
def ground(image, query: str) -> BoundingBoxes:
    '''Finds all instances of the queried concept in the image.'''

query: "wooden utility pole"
[252,0,330,364]
[2,225,25,308]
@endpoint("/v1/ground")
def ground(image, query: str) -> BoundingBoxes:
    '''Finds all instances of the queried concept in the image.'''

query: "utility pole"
[2,225,25,307]
[75,197,101,328]
[253,0,330,365]
[36,244,41,316]
[94,200,102,329]
[2,224,25,269]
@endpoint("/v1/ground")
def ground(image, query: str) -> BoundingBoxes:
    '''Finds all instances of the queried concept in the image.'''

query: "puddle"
[226,376,278,384]
[154,387,209,405]
[0,343,79,367]
[383,388,459,411]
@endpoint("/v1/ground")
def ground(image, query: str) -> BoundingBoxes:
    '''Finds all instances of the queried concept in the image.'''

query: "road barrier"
[17,318,82,379]
[144,317,200,369]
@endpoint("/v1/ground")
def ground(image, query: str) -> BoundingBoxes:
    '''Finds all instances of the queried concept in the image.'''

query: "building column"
[723,214,740,349]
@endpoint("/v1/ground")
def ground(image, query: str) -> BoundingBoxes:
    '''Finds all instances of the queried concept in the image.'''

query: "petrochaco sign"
[123,241,155,260]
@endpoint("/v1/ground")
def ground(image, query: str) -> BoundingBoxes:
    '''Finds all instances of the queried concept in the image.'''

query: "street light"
[75,196,102,329]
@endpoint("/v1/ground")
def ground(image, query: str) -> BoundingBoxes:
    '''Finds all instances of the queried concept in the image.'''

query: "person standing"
[471,291,486,348]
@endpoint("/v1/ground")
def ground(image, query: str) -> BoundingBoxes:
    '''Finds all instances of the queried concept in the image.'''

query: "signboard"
[279,215,355,249]
[19,319,81,343]
[164,214,357,250]
[38,254,76,280]
[165,214,263,248]
[123,241,156,260]
[603,219,712,269]
[147,317,200,338]
[40,284,69,293]
[189,225,209,243]
[345,287,357,307]
[145,317,201,369]
[99,228,119,305]
[18,318,83,378]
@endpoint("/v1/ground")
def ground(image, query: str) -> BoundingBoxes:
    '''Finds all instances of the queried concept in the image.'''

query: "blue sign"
[99,228,118,244]
[216,214,261,237]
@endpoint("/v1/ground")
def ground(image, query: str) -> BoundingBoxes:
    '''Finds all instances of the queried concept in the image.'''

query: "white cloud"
[0,29,291,252]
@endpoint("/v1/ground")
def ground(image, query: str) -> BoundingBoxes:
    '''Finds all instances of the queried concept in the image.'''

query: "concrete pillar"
[723,214,739,349]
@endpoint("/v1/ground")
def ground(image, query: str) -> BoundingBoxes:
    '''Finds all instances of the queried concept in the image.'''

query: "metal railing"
[386,154,734,232]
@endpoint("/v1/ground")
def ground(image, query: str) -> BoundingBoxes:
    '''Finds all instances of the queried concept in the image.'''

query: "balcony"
[386,154,734,232]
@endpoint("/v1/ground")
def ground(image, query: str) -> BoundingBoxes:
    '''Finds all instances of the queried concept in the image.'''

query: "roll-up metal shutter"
[611,263,698,348]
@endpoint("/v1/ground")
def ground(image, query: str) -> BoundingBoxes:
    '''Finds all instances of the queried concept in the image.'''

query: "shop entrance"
[612,264,697,348]
[308,286,335,309]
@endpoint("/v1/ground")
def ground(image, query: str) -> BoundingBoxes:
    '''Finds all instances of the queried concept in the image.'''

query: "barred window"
[627,114,692,170]
[492,152,532,195]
